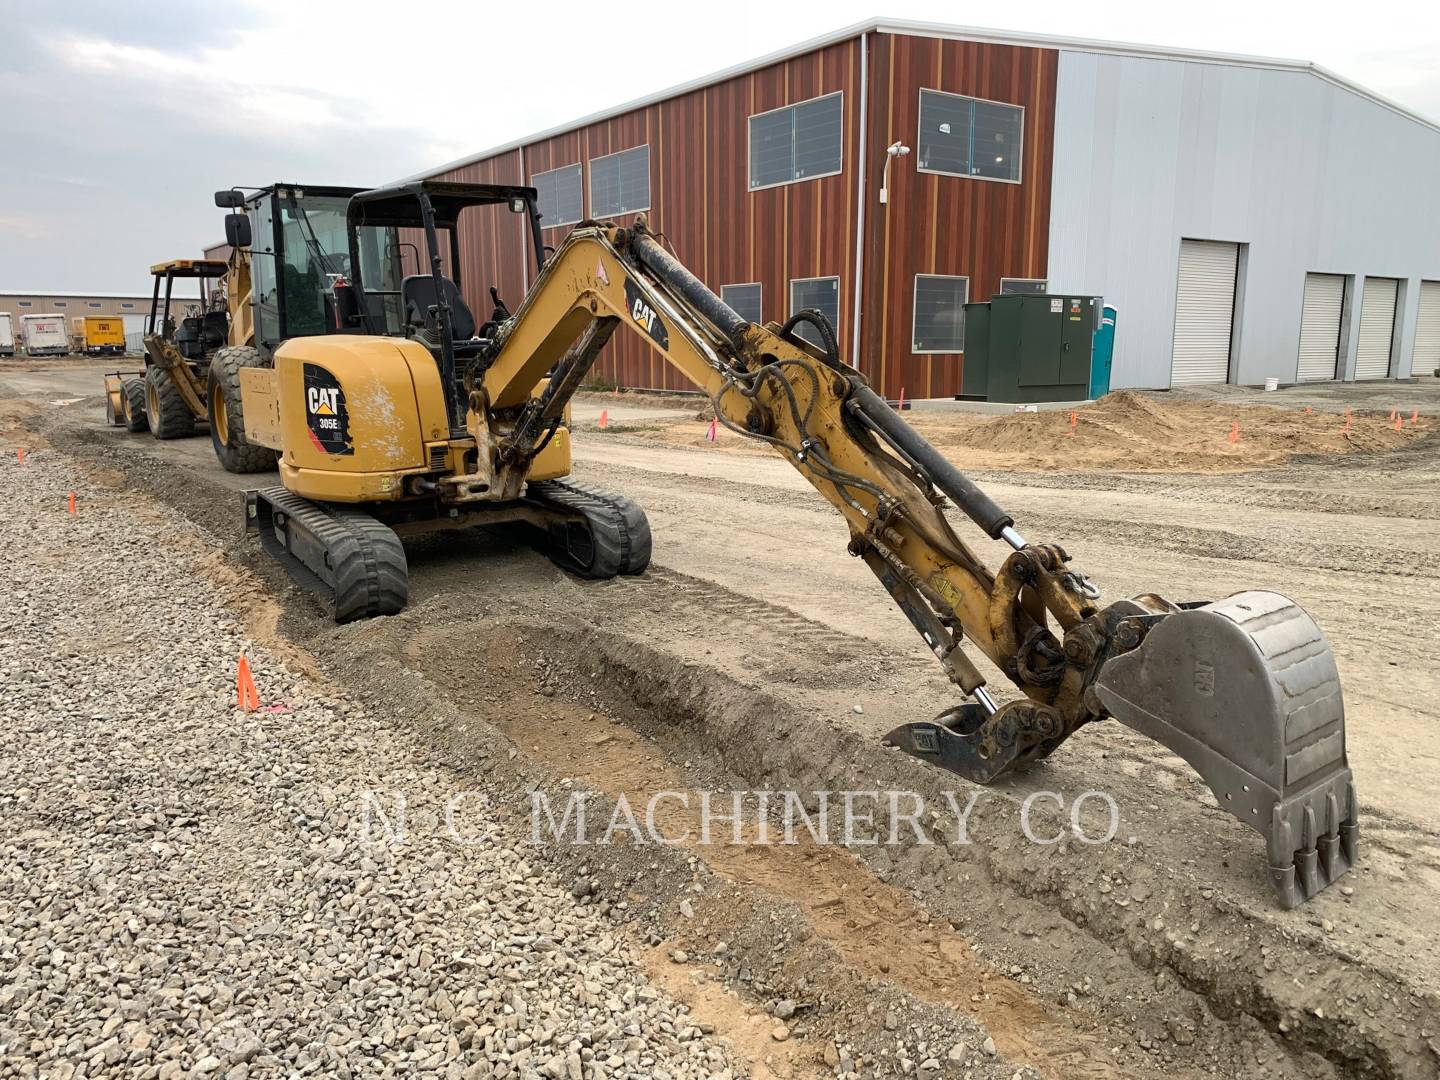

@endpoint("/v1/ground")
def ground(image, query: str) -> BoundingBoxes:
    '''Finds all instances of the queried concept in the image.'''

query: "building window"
[121,302,134,308]
[532,163,583,229]
[721,283,763,324]
[913,274,970,353]
[588,145,649,218]
[19,301,32,306]
[789,277,840,349]
[55,301,67,307]
[999,278,1047,296]
[917,89,1023,184]
[88,301,102,308]
[749,92,843,191]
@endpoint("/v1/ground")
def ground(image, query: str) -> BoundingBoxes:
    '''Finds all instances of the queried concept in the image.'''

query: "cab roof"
[150,259,229,278]
[348,180,538,229]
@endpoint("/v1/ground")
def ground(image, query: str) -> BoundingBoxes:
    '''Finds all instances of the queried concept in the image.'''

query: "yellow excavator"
[209,180,1357,908]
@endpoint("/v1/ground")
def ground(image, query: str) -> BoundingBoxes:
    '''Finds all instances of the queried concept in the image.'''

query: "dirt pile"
[605,389,1432,473]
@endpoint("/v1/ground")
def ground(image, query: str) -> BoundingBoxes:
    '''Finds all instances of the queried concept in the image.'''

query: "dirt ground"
[588,387,1433,472]
[5,364,1440,1078]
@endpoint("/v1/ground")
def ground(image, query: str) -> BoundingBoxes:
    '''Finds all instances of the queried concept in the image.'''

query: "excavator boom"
[462,217,1357,908]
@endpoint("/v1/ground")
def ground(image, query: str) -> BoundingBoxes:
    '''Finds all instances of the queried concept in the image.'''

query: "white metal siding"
[1170,240,1237,384]
[1415,281,1440,374]
[1355,277,1398,379]
[1296,274,1345,381]
[1047,53,1440,388]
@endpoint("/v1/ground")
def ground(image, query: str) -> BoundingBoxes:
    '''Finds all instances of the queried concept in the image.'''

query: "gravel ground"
[0,448,738,1079]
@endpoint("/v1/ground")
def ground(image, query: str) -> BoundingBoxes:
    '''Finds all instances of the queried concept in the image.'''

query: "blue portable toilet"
[1089,305,1116,399]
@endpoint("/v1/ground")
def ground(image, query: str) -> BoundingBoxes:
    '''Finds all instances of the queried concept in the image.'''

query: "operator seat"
[200,311,228,351]
[174,316,203,359]
[401,275,486,357]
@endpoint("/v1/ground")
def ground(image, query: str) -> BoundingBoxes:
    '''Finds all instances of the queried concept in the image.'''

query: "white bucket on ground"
[1264,377,1279,392]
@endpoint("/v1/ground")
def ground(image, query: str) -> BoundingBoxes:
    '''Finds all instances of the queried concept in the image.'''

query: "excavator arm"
[470,218,1356,908]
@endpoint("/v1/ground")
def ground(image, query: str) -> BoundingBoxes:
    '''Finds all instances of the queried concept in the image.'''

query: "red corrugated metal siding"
[420,32,1055,399]
[862,35,1057,399]
[426,40,863,392]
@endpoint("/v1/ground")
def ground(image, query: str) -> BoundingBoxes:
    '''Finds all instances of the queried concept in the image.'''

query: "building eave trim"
[400,15,1439,184]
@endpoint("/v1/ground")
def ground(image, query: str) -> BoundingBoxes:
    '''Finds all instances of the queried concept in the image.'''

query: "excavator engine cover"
[1093,591,1357,908]
[269,336,450,502]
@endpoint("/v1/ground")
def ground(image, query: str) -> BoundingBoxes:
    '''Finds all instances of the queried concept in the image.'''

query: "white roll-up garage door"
[1171,239,1239,385]
[1296,273,1345,382]
[1354,277,1398,380]
[1415,281,1440,374]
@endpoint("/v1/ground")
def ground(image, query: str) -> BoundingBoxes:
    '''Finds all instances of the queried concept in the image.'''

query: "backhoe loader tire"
[122,378,148,432]
[528,480,651,579]
[144,367,194,440]
[208,345,279,473]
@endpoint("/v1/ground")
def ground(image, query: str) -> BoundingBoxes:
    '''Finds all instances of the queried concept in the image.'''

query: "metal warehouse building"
[0,291,153,333]
[409,19,1440,399]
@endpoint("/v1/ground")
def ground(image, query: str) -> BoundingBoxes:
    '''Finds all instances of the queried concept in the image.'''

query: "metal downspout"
[850,31,869,370]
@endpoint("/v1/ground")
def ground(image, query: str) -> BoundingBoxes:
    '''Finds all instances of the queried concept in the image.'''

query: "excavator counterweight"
[220,180,1357,907]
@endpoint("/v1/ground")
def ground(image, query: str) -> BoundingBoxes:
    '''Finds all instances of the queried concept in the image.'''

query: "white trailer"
[20,313,70,357]
[0,313,14,357]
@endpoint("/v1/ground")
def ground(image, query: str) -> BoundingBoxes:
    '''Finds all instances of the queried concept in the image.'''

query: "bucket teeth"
[1093,591,1358,908]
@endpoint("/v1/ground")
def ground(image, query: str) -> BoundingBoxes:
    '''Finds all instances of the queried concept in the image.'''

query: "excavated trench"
[33,403,1440,1080]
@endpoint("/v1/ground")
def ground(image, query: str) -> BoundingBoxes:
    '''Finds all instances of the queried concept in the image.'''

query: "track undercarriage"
[243,480,651,622]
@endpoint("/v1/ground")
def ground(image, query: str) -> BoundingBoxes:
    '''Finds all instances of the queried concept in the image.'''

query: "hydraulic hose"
[779,309,843,370]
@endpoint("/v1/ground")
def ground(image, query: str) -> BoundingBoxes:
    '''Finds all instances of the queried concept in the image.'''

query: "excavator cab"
[341,181,547,425]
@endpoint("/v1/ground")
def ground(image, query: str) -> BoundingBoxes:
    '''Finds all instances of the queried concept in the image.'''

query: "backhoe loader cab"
[217,184,398,359]
[200,183,415,472]
[104,259,229,438]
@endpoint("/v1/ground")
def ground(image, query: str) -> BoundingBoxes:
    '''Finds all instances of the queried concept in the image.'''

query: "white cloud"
[0,214,51,240]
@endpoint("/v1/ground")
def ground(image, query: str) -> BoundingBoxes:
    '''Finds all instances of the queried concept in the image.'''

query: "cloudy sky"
[2,0,1437,296]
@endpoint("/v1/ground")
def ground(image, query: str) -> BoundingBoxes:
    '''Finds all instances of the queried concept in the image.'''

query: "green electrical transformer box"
[960,294,1104,403]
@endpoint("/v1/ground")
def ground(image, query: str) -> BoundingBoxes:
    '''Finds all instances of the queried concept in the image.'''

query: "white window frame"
[587,144,650,219]
[747,91,845,193]
[720,282,763,322]
[911,273,970,354]
[531,162,584,229]
[916,88,1025,186]
[999,277,1047,295]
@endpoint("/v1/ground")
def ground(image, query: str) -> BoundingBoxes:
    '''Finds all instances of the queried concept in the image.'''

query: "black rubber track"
[526,480,651,578]
[145,367,195,440]
[122,379,148,433]
[251,487,409,622]
[328,507,410,623]
[208,345,280,474]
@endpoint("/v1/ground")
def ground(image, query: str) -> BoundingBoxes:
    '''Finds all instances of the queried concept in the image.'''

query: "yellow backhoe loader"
[105,259,230,438]
[212,180,1357,908]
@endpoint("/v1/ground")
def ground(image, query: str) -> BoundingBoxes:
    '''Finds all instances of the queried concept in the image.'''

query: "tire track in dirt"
[578,452,1439,579]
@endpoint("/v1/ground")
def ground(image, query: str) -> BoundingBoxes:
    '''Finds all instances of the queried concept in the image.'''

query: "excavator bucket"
[1093,591,1358,907]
